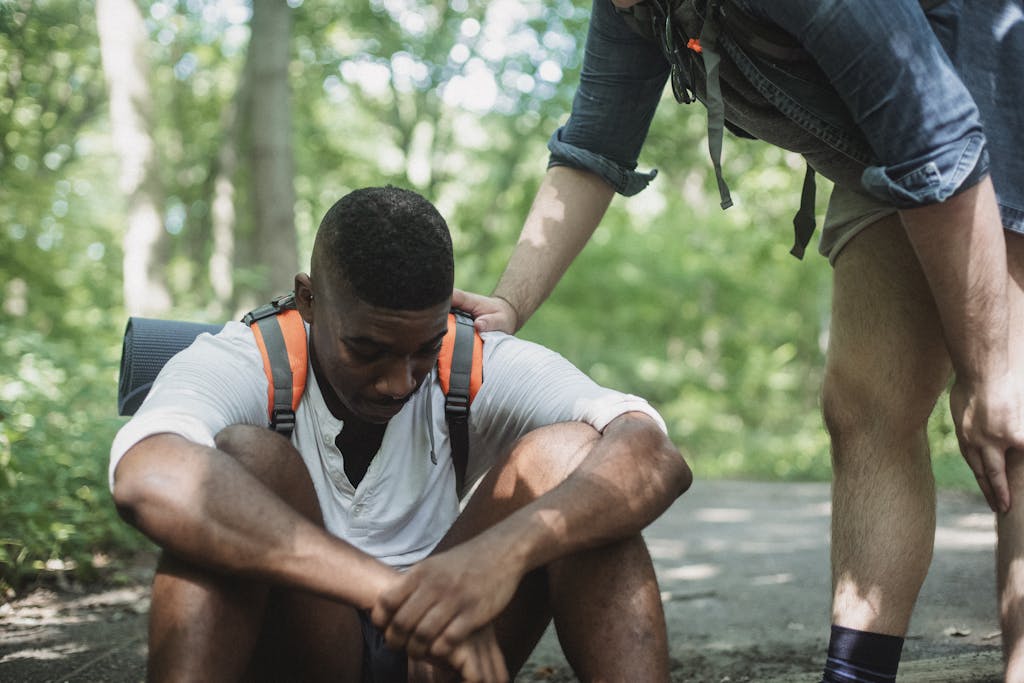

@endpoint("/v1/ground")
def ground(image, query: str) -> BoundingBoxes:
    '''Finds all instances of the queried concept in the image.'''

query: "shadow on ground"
[0,480,1003,682]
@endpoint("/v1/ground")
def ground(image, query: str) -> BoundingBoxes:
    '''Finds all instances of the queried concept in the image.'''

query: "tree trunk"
[209,87,246,309]
[96,0,172,316]
[241,0,297,309]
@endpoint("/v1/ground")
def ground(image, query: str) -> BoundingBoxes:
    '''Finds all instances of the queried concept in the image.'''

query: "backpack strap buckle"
[270,407,296,435]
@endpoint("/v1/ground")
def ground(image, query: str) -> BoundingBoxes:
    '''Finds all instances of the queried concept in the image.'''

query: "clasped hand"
[371,543,521,682]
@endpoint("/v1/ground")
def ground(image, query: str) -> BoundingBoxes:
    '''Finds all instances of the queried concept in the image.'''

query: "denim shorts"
[813,0,1024,263]
[554,0,1024,261]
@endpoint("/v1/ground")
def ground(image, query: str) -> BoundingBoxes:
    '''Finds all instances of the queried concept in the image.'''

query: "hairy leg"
[436,423,669,680]
[147,426,363,682]
[825,216,951,635]
[997,231,1024,677]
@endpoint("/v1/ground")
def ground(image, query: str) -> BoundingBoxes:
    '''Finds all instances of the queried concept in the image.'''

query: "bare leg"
[148,552,268,681]
[146,426,364,682]
[825,216,951,635]
[437,423,669,680]
[549,536,668,682]
[998,231,1024,679]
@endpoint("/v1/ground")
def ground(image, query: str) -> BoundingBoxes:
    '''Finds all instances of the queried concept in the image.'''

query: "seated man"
[109,185,692,682]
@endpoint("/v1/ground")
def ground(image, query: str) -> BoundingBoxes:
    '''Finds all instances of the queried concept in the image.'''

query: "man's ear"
[294,273,314,323]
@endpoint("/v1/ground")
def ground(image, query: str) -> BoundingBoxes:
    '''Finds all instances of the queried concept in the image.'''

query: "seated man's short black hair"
[313,186,454,310]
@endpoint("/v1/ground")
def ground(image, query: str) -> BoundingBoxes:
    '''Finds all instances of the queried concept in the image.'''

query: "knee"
[216,425,321,523]
[215,425,299,473]
[215,424,285,457]
[821,359,941,455]
[504,422,601,497]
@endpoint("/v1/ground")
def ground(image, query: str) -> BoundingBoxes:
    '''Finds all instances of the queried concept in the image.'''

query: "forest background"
[0,0,973,594]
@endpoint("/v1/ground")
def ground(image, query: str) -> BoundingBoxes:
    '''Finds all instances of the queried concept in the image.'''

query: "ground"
[0,480,1004,682]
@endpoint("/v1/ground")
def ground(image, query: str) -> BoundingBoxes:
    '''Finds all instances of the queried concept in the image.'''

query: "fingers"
[446,628,508,683]
[373,568,468,659]
[450,289,495,318]
[404,603,458,659]
[961,441,1011,513]
[981,446,1011,514]
[473,312,513,334]
[376,582,458,656]
[370,577,412,631]
[428,612,475,660]
[449,289,518,334]
[949,380,1019,515]
[450,288,478,312]
[966,452,999,512]
[482,627,509,683]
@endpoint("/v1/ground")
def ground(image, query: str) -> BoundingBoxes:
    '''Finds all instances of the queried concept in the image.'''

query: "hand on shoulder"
[451,289,519,334]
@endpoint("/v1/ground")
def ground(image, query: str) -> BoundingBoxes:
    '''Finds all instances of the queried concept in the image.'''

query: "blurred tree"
[0,0,112,334]
[1,0,150,591]
[236,0,298,309]
[96,0,172,316]
[288,0,591,287]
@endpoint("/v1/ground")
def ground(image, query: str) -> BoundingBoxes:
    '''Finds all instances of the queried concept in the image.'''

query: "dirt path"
[0,480,1003,682]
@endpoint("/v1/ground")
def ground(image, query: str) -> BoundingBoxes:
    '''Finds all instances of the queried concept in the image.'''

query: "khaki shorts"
[818,185,898,266]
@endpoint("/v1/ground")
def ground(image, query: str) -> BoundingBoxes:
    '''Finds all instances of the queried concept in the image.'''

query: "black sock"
[820,624,904,683]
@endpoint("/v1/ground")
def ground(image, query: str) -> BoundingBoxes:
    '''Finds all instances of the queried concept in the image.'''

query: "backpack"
[118,293,484,495]
[619,0,947,258]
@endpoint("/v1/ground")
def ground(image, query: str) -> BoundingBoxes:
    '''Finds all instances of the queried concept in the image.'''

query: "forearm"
[492,165,614,330]
[900,177,1010,382]
[113,433,397,609]
[484,413,690,575]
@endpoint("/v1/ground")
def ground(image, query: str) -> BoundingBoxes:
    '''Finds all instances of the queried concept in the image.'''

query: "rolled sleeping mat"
[118,317,224,416]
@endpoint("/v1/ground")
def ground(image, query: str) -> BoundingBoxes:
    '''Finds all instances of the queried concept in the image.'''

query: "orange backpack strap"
[243,293,308,436]
[437,310,483,496]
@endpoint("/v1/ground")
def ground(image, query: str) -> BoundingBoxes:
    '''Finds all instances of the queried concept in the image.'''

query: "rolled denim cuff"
[861,133,989,209]
[546,128,657,197]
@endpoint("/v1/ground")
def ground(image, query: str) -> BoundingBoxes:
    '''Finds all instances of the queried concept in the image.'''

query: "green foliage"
[0,0,153,593]
[0,0,980,593]
[0,324,152,595]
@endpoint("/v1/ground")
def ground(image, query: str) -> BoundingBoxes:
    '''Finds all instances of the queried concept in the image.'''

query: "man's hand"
[900,179,1021,513]
[371,541,522,662]
[451,289,518,334]
[950,371,1024,514]
[407,625,508,683]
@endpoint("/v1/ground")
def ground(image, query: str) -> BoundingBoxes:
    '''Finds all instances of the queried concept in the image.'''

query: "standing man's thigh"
[823,193,952,421]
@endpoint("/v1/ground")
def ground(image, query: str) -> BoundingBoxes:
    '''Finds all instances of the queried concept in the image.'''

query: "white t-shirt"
[110,321,667,569]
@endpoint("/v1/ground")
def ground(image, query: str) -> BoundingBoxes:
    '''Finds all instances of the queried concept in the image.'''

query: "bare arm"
[900,177,1024,512]
[113,433,397,609]
[453,165,615,333]
[372,412,691,656]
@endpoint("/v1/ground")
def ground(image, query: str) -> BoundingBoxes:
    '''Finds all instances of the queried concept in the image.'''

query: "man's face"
[295,273,450,425]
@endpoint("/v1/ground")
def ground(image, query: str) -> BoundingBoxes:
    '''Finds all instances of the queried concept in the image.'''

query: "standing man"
[453,0,1024,680]
[110,186,691,681]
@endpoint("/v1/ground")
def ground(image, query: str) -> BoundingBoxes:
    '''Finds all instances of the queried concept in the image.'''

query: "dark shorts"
[359,610,408,683]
